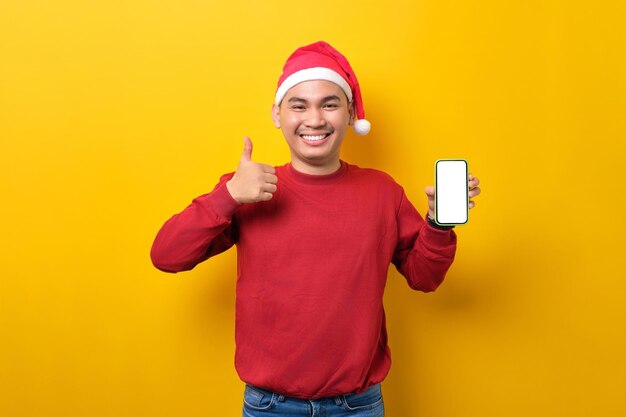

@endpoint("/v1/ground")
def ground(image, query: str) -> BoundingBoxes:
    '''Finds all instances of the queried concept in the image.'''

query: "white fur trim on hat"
[275,67,353,105]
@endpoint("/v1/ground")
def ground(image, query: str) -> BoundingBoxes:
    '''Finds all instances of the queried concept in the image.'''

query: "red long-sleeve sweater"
[151,160,457,399]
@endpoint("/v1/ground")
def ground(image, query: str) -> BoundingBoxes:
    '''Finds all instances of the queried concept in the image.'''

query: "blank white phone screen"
[436,160,468,224]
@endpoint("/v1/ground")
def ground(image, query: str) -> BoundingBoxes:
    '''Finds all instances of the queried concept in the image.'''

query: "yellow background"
[1,1,625,416]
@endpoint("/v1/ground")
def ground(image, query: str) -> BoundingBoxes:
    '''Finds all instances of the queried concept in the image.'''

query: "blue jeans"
[242,383,384,416]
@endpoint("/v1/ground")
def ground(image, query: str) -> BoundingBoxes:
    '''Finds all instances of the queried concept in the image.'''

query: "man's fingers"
[469,176,480,189]
[262,183,278,193]
[424,185,435,196]
[264,173,278,184]
[262,164,276,174]
[241,136,253,162]
[468,173,480,210]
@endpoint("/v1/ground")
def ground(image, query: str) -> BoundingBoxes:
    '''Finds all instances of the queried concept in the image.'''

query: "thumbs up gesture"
[226,136,278,204]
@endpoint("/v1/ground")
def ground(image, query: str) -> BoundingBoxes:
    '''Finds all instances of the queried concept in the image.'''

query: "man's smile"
[299,132,332,145]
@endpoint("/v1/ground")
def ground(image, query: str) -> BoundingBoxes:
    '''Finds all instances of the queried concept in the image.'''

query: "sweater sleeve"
[150,173,241,273]
[391,190,457,292]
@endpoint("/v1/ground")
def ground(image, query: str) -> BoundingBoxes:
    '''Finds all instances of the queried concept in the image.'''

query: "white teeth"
[301,134,328,141]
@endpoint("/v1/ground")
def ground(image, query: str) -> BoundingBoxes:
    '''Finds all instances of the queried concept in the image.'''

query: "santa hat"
[275,41,371,136]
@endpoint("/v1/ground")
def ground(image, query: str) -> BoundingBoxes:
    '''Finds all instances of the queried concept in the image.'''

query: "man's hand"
[226,136,278,204]
[424,174,481,219]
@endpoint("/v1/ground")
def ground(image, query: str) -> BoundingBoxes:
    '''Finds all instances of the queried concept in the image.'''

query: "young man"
[151,41,481,417]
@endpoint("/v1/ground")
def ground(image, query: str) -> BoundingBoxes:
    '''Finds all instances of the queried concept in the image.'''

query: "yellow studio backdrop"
[1,0,625,416]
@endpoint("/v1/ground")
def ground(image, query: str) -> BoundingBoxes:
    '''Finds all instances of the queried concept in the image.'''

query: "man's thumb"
[241,136,253,162]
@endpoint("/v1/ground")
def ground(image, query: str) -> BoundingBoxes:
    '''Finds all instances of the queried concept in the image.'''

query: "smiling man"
[151,41,481,417]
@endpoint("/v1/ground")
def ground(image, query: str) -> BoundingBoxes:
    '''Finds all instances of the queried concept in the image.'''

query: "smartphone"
[435,159,469,225]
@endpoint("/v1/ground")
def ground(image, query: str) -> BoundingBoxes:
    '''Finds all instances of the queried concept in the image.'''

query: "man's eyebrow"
[287,95,342,103]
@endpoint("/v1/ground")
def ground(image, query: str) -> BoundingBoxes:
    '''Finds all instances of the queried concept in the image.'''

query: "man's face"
[272,80,355,174]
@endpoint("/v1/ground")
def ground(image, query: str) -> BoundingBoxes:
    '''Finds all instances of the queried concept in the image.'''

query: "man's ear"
[348,100,356,125]
[271,103,281,128]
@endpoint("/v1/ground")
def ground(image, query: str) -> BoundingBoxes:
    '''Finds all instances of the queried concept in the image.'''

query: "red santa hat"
[275,41,371,136]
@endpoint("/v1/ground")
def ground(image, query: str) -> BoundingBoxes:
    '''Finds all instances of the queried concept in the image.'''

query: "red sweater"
[151,161,457,399]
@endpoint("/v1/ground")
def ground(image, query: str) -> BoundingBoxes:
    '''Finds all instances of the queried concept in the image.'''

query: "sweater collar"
[284,160,349,185]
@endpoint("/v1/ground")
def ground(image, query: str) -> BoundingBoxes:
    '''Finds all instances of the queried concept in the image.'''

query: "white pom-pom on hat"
[353,119,371,135]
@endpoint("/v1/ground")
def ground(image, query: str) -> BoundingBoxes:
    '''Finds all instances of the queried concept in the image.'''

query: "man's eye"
[291,105,305,110]
[324,103,339,109]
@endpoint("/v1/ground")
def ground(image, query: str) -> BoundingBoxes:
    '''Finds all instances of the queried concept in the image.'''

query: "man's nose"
[304,108,326,127]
